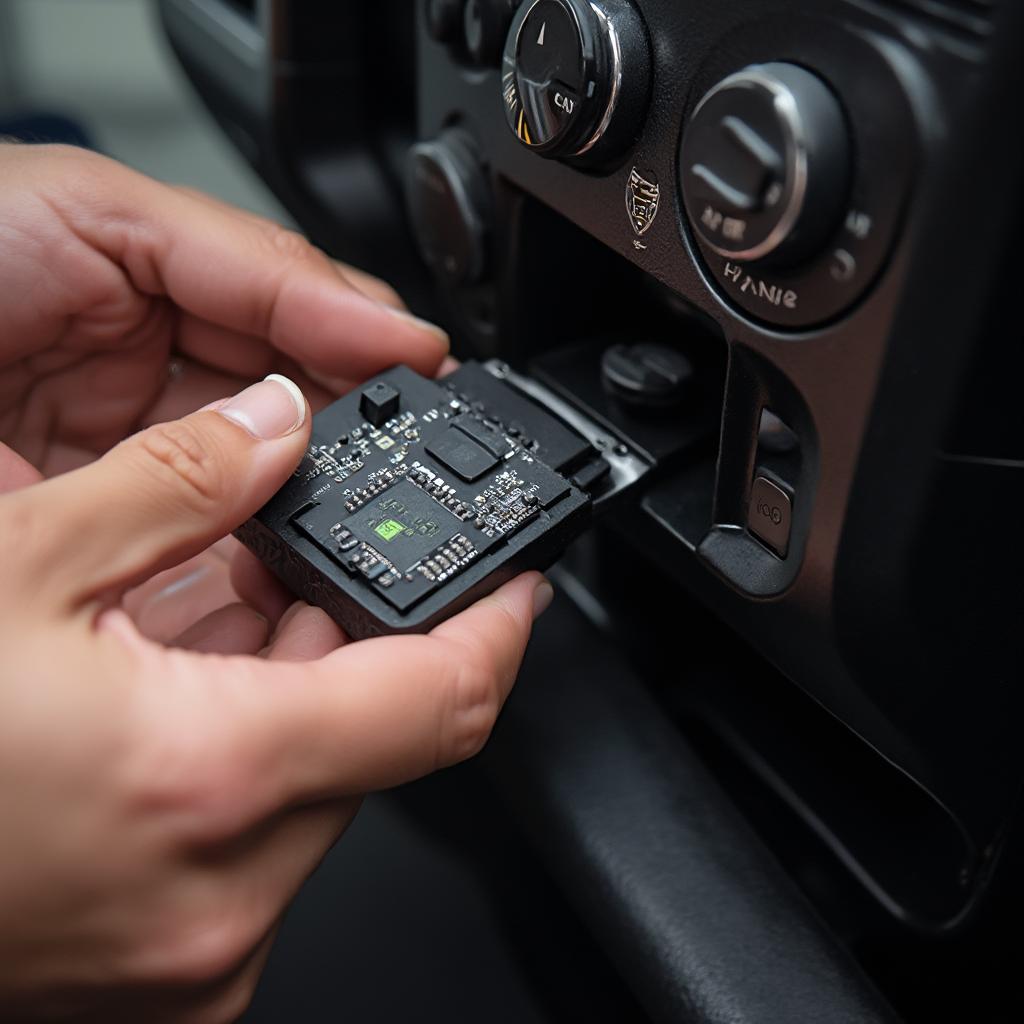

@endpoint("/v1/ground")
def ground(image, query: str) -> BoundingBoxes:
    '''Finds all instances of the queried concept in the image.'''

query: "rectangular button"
[747,475,792,557]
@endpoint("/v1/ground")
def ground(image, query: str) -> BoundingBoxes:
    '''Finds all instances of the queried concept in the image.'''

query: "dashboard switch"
[501,0,650,162]
[681,63,851,267]
[748,475,792,557]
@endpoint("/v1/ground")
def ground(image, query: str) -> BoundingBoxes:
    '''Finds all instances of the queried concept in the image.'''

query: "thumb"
[9,374,310,611]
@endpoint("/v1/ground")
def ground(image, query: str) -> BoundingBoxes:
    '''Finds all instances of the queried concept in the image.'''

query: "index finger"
[224,572,552,811]
[36,146,449,381]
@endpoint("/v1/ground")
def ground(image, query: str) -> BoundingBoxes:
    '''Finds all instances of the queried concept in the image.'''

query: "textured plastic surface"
[487,591,900,1024]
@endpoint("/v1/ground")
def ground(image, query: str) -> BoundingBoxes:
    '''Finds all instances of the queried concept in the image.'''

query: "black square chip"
[426,428,499,482]
[340,479,463,574]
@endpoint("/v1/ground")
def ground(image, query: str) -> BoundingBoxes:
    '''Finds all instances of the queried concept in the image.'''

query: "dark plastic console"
[160,1,1024,1018]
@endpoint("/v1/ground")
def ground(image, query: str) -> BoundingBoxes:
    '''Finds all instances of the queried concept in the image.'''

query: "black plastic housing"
[234,364,592,638]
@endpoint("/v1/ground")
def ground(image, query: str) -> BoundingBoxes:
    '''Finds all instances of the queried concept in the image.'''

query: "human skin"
[0,145,552,1022]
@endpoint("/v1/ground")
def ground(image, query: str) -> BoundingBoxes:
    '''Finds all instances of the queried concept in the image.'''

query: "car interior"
[37,0,1024,1020]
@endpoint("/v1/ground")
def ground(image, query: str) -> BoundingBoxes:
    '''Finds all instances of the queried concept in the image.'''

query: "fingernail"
[384,306,450,350]
[532,580,554,620]
[218,373,306,439]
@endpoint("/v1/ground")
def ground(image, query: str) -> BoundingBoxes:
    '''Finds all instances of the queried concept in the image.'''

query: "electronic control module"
[235,362,613,638]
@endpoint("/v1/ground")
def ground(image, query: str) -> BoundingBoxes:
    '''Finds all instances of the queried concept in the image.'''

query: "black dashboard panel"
[160,0,1024,1019]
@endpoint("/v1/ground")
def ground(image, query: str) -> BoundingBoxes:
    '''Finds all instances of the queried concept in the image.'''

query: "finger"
[437,355,460,378]
[298,363,363,399]
[171,603,269,655]
[222,572,552,809]
[173,314,277,381]
[209,535,244,563]
[263,602,349,660]
[142,347,337,426]
[169,324,337,409]
[8,374,312,609]
[123,553,240,643]
[170,185,407,312]
[43,151,450,379]
[151,345,255,419]
[278,363,340,411]
[331,259,406,310]
[230,547,296,628]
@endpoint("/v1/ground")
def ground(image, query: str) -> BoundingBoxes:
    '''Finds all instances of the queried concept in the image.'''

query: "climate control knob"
[501,0,650,162]
[680,63,851,267]
[405,129,490,286]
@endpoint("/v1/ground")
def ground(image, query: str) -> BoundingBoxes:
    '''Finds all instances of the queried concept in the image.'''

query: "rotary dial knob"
[680,62,851,267]
[405,129,490,286]
[502,0,650,162]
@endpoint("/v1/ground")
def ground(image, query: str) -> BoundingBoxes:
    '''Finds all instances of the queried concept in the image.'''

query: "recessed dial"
[502,0,650,162]
[405,129,490,286]
[680,62,851,267]
[463,0,518,65]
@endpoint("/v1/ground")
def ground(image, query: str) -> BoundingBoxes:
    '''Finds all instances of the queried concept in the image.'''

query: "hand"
[0,145,553,1021]
[0,141,452,645]
[0,143,448,479]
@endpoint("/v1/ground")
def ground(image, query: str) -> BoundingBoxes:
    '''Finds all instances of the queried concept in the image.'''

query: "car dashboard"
[160,1,1024,1020]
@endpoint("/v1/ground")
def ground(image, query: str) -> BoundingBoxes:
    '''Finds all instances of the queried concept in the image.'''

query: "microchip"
[425,428,498,482]
[453,416,511,458]
[340,478,463,574]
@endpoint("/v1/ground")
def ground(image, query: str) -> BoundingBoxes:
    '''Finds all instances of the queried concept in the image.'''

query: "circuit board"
[235,362,599,638]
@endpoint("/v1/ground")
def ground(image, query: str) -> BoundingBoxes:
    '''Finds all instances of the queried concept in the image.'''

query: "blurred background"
[0,0,287,221]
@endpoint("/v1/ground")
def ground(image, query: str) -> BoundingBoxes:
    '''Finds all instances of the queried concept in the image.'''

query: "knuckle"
[356,275,403,308]
[133,419,226,512]
[120,679,263,845]
[260,224,317,264]
[130,746,257,847]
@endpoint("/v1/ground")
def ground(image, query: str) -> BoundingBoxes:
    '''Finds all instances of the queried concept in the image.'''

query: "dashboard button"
[748,475,792,557]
